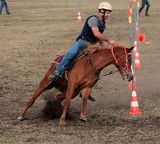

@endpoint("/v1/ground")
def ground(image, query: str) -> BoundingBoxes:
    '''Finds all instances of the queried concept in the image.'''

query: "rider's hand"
[108,39,115,45]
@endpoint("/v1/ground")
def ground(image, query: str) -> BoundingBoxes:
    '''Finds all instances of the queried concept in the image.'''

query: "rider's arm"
[91,27,110,43]
[88,16,114,45]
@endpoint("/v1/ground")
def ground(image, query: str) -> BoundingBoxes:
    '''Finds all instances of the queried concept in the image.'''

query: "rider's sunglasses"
[99,10,111,15]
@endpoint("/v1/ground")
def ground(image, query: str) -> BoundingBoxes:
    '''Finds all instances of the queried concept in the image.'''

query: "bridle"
[111,46,132,80]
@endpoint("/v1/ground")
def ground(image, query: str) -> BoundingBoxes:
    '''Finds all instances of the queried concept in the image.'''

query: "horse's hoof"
[59,121,66,126]
[17,116,23,121]
[80,116,87,122]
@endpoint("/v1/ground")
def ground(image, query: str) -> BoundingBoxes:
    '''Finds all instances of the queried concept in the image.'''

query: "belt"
[78,36,96,45]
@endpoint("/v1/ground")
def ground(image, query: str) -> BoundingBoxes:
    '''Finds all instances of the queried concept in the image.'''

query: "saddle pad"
[54,55,64,63]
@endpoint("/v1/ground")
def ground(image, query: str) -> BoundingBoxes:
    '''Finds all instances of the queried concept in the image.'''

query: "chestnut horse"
[18,44,134,125]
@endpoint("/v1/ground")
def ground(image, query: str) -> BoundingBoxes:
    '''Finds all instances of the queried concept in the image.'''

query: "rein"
[111,46,130,71]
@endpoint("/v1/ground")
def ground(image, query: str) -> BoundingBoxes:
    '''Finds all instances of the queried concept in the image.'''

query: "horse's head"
[111,45,134,82]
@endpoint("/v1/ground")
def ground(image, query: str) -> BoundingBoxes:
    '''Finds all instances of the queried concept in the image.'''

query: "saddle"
[53,50,85,72]
[53,44,102,72]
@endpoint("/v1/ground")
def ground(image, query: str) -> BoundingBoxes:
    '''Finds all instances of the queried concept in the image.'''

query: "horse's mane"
[86,43,103,54]
[86,44,125,54]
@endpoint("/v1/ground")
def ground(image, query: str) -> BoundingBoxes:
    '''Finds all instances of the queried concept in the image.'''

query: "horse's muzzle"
[127,74,133,82]
[122,71,133,82]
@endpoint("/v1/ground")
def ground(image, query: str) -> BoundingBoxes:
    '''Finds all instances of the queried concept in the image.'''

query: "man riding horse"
[48,2,115,82]
[17,2,134,125]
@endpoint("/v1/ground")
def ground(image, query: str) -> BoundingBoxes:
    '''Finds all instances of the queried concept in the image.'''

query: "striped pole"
[133,0,141,69]
[128,0,144,115]
[128,3,133,46]
[128,2,135,89]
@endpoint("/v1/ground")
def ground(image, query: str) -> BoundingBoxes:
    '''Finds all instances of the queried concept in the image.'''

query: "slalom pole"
[128,0,144,115]
[128,2,134,46]
[133,0,141,69]
[128,2,135,89]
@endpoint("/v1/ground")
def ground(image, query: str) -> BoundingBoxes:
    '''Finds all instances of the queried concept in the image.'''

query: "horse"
[18,44,134,125]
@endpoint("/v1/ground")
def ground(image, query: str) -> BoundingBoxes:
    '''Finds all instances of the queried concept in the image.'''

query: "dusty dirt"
[0,0,160,143]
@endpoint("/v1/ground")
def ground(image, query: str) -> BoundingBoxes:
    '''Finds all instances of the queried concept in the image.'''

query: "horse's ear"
[127,46,134,53]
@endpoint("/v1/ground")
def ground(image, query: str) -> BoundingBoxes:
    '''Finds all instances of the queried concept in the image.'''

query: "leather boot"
[48,74,58,81]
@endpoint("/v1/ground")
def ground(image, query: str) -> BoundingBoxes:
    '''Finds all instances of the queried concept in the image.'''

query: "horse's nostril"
[128,75,133,82]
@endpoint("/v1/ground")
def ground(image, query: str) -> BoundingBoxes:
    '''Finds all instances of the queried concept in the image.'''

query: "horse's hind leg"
[18,79,53,121]
[80,87,92,122]
[18,63,56,120]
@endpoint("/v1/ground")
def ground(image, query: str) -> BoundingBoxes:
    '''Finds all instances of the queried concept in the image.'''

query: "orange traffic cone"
[129,87,142,115]
[133,40,137,55]
[133,40,141,68]
[134,50,141,68]
[76,11,82,23]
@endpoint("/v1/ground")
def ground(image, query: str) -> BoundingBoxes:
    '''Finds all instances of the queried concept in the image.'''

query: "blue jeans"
[0,0,9,14]
[139,0,150,15]
[54,39,88,77]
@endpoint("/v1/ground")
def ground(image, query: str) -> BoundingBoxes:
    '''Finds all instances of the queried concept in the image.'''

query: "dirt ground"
[0,0,160,144]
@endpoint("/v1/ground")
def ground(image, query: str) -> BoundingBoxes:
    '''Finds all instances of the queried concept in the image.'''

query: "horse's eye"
[128,57,131,63]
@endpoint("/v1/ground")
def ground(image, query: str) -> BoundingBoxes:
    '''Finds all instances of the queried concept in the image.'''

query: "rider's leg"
[48,39,87,81]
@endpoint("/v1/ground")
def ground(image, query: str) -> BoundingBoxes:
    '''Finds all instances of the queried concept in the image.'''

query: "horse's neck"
[91,49,114,71]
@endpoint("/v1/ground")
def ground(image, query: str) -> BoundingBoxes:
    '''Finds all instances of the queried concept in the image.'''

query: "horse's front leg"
[59,83,75,126]
[80,87,92,122]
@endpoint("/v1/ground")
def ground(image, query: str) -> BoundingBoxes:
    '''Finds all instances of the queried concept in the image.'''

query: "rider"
[48,2,115,81]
